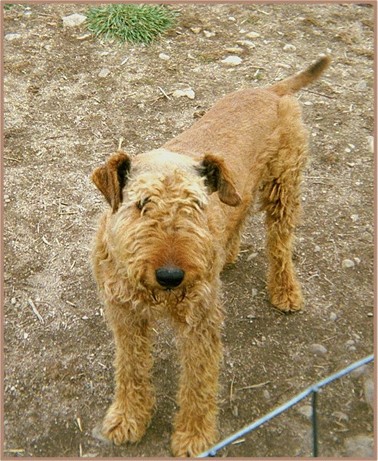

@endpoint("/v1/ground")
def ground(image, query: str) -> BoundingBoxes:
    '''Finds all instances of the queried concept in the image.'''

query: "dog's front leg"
[102,304,155,445]
[171,303,223,457]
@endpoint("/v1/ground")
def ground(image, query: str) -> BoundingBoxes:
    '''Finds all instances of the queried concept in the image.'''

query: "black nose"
[155,266,185,289]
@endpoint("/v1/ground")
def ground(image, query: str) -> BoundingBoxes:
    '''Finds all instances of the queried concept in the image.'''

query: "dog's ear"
[199,154,241,206]
[91,152,131,213]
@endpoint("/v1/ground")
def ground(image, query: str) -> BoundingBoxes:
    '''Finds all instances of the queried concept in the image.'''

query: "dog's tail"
[269,56,331,96]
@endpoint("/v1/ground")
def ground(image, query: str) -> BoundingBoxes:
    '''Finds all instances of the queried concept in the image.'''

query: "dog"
[91,56,330,457]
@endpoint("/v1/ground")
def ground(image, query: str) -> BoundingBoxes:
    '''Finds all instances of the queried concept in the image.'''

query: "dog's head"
[92,150,241,213]
[91,149,241,304]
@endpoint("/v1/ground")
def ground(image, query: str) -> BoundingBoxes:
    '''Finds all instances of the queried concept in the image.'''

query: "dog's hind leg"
[260,96,309,312]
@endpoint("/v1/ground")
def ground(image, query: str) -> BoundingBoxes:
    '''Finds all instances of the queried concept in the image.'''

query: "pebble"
[159,53,170,61]
[5,33,22,41]
[221,55,243,66]
[98,68,110,78]
[172,88,195,100]
[350,365,367,379]
[332,410,349,422]
[367,135,374,153]
[329,312,337,321]
[236,39,256,48]
[297,404,313,419]
[356,80,368,91]
[190,27,201,34]
[363,377,374,409]
[314,245,321,252]
[344,435,374,457]
[62,13,87,27]
[309,343,327,356]
[203,30,215,38]
[342,259,355,268]
[350,214,359,222]
[225,46,244,54]
[251,288,258,298]
[283,43,296,52]
[245,31,261,39]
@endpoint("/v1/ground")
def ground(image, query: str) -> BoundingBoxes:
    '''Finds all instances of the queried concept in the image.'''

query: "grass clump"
[86,4,177,45]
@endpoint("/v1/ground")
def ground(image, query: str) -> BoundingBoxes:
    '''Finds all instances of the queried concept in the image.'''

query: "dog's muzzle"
[155,266,185,290]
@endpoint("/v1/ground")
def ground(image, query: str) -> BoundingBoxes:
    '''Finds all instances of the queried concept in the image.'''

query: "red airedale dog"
[91,56,330,456]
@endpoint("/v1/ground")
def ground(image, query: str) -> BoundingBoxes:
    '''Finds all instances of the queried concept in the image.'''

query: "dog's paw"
[270,286,303,313]
[102,404,147,445]
[171,431,216,457]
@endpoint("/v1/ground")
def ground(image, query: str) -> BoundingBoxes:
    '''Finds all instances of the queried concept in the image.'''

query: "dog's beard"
[150,286,187,305]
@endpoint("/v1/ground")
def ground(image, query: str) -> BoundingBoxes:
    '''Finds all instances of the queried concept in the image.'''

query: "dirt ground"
[3,3,375,458]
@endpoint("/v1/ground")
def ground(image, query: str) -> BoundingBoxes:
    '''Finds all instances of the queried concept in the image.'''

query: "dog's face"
[92,149,241,304]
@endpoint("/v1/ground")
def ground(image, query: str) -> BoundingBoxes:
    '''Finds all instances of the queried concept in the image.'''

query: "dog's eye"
[136,197,151,211]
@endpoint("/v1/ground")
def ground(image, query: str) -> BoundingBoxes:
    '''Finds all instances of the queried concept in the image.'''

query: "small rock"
[304,101,313,106]
[251,289,257,298]
[363,377,374,410]
[276,63,291,69]
[172,88,195,100]
[159,53,170,61]
[356,80,368,91]
[297,404,313,419]
[190,27,201,34]
[98,68,110,78]
[345,339,356,351]
[221,55,243,66]
[344,435,374,457]
[350,365,367,379]
[203,30,215,38]
[11,298,17,305]
[236,39,256,48]
[5,33,22,41]
[245,31,261,39]
[332,410,349,422]
[310,343,327,356]
[263,389,271,400]
[283,43,297,52]
[225,46,244,54]
[232,405,239,417]
[247,252,258,261]
[342,259,355,268]
[62,13,87,27]
[76,33,92,41]
[367,135,374,153]
[314,245,321,252]
[350,214,359,222]
[329,312,337,321]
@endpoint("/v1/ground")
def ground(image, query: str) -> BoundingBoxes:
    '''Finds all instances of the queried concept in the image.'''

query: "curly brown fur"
[91,56,330,456]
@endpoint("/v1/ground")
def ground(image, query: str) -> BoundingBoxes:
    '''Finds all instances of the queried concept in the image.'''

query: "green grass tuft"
[86,4,178,45]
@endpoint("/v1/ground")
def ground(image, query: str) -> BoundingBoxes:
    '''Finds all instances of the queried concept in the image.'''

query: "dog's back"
[164,56,331,190]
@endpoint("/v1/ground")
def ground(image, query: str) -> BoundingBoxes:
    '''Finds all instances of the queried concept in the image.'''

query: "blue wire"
[197,354,374,458]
